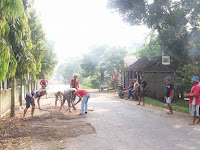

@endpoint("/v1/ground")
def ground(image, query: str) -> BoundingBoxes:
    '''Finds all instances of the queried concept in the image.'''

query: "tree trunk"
[114,82,117,92]
[100,72,104,82]
[180,89,184,100]
[10,76,15,117]
[20,72,23,106]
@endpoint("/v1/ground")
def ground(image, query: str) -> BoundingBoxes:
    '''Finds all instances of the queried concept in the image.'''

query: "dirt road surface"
[1,88,200,150]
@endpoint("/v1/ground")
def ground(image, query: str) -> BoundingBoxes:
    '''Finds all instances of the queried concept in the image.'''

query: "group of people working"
[23,75,90,118]
[56,75,90,115]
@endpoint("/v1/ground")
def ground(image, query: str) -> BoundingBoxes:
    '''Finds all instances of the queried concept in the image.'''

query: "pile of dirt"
[0,105,95,149]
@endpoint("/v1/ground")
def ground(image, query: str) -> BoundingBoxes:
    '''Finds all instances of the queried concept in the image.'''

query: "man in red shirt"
[185,76,200,125]
[40,77,48,87]
[74,90,90,115]
[40,77,48,99]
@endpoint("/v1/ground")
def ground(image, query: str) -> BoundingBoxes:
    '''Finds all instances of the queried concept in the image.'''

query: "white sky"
[34,0,150,62]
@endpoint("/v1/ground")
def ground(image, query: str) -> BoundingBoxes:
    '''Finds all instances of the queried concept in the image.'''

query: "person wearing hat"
[184,76,200,125]
[70,75,79,101]
[165,76,174,115]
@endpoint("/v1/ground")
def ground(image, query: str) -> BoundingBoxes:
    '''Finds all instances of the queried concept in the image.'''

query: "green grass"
[79,84,98,91]
[145,97,189,113]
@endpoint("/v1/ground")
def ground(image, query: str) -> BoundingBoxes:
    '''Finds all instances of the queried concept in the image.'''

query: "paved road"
[65,92,200,150]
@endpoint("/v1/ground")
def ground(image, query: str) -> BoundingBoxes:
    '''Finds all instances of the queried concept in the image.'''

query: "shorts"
[63,95,71,107]
[140,90,146,97]
[189,105,200,117]
[42,85,47,89]
[25,94,35,108]
[166,97,172,104]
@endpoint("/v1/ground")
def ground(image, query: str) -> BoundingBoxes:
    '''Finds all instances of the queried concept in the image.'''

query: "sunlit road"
[65,92,200,150]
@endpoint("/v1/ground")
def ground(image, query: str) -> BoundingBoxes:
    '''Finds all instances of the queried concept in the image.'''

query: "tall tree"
[108,0,200,74]
[0,0,24,82]
[58,58,82,83]
[38,41,58,79]
[136,34,162,58]
[80,45,108,77]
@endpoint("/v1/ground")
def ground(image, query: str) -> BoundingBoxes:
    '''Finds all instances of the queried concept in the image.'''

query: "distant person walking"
[165,76,174,115]
[138,76,147,106]
[185,76,200,125]
[70,75,79,101]
[40,77,48,88]
[40,77,48,99]
[74,90,90,115]
[132,78,140,100]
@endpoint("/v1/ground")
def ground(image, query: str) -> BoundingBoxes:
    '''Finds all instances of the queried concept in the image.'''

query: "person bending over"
[74,90,90,115]
[55,91,63,107]
[23,89,46,118]
[60,88,77,112]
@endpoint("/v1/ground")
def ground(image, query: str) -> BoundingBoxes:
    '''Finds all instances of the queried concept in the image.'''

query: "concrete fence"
[0,88,12,116]
[0,85,27,117]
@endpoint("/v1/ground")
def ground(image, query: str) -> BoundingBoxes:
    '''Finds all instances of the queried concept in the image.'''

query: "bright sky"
[34,0,150,62]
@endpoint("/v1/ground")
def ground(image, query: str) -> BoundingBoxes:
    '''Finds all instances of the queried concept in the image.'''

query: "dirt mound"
[0,105,95,149]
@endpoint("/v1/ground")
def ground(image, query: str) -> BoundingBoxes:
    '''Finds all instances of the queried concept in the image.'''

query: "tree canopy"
[0,0,57,82]
[57,58,82,83]
[80,45,127,87]
[108,0,200,74]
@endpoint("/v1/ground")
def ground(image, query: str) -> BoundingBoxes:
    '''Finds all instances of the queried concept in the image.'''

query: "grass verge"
[79,85,98,91]
[145,97,189,113]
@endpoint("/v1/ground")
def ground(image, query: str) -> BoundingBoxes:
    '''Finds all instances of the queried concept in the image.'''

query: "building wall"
[1,88,12,116]
[144,72,175,100]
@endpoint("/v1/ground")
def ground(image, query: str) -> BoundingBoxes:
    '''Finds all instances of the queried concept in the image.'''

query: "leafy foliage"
[136,34,162,58]
[80,45,127,87]
[38,41,58,78]
[175,64,194,93]
[58,58,82,83]
[80,45,107,77]
[0,0,25,82]
[0,0,57,82]
[108,0,200,74]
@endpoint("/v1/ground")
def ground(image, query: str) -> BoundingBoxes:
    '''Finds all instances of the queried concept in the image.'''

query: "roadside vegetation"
[145,97,189,113]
